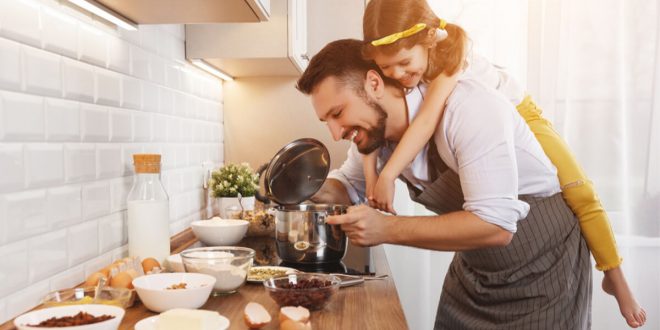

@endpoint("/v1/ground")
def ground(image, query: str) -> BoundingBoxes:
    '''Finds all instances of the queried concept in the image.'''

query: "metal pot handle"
[316,212,327,225]
[254,163,271,204]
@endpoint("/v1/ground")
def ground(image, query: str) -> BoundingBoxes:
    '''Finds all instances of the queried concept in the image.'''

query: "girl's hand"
[372,173,397,215]
[365,175,378,208]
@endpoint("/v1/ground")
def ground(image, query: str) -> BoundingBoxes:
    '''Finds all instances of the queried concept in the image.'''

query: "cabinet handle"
[301,53,309,61]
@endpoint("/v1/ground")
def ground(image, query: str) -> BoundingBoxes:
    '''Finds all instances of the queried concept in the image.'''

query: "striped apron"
[403,141,592,330]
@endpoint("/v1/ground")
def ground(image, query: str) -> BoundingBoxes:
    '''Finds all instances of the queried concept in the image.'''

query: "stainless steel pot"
[255,139,348,264]
[274,204,347,264]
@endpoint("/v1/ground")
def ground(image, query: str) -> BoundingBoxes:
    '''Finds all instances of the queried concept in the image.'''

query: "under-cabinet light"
[191,60,234,81]
[68,0,138,31]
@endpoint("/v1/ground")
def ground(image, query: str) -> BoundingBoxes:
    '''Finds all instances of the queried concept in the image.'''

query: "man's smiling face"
[311,76,387,154]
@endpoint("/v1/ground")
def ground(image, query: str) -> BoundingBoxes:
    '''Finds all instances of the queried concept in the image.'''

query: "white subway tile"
[79,24,107,67]
[41,5,78,58]
[47,185,82,228]
[0,240,29,297]
[186,95,199,119]
[83,252,111,278]
[171,38,186,63]
[98,212,125,253]
[1,190,47,243]
[159,87,174,115]
[162,24,185,40]
[139,25,160,54]
[131,45,150,80]
[187,145,203,170]
[175,144,188,168]
[151,55,166,85]
[25,144,64,188]
[28,229,67,283]
[68,220,98,266]
[0,144,24,193]
[160,145,176,170]
[62,58,94,102]
[133,112,151,142]
[174,91,186,117]
[122,144,142,175]
[108,36,130,75]
[97,144,122,179]
[165,63,180,90]
[118,28,140,47]
[109,109,132,142]
[110,176,131,213]
[50,265,84,292]
[216,123,223,143]
[167,117,181,142]
[96,70,121,106]
[180,71,194,95]
[5,280,50,321]
[192,123,203,143]
[121,76,141,109]
[180,120,192,143]
[64,143,95,182]
[142,81,159,112]
[81,104,109,142]
[0,0,41,47]
[0,91,44,141]
[152,115,167,142]
[82,181,110,220]
[214,144,223,164]
[0,38,21,91]
[45,98,80,141]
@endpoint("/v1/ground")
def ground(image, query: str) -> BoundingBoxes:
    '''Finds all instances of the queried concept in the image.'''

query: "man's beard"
[356,100,387,155]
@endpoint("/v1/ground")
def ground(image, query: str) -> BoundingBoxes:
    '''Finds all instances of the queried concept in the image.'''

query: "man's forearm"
[310,178,353,205]
[384,211,513,251]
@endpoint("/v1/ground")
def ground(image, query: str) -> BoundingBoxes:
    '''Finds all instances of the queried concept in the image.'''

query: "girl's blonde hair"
[362,0,468,82]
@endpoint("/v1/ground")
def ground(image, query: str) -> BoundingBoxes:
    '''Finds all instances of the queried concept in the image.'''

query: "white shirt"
[462,53,525,105]
[328,79,560,233]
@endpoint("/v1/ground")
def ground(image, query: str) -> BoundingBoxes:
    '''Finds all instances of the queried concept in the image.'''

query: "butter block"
[157,308,223,330]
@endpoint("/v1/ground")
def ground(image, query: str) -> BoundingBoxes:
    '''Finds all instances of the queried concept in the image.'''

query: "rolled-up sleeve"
[444,93,530,233]
[327,144,367,204]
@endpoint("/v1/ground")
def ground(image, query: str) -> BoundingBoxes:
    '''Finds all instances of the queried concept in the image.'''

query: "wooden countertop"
[1,229,408,330]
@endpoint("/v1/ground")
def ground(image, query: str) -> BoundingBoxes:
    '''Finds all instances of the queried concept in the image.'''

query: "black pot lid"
[263,138,330,205]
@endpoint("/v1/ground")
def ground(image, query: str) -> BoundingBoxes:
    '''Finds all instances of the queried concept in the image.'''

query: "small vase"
[218,196,255,218]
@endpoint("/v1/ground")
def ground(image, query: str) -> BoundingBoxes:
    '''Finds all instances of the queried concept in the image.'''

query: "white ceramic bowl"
[14,304,124,330]
[191,219,248,246]
[132,272,216,313]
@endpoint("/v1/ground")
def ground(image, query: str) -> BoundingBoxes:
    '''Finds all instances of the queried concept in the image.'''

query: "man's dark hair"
[296,39,383,95]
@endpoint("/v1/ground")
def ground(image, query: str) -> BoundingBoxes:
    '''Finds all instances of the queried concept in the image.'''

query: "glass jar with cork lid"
[127,154,170,264]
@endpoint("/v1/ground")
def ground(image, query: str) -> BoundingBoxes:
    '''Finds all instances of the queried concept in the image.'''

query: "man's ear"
[364,69,385,98]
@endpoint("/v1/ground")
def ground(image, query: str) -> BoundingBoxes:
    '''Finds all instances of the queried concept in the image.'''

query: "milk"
[127,200,170,264]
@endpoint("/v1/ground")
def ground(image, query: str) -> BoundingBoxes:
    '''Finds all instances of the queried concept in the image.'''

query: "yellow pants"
[517,95,622,271]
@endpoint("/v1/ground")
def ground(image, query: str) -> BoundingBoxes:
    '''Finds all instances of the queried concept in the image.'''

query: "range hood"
[90,0,271,23]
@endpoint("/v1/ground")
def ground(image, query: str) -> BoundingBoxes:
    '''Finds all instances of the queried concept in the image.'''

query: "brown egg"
[98,266,111,278]
[84,272,107,287]
[141,257,161,273]
[110,271,134,289]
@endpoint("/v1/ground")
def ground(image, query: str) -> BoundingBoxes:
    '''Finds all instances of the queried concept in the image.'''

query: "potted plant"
[208,163,259,218]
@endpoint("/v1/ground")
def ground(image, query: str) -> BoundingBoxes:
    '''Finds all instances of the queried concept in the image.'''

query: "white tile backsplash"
[0,91,44,141]
[0,240,29,297]
[0,38,22,91]
[25,143,64,188]
[0,144,24,193]
[0,0,223,322]
[45,98,80,141]
[28,229,67,283]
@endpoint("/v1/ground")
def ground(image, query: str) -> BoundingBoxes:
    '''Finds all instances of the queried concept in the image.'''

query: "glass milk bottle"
[127,154,170,264]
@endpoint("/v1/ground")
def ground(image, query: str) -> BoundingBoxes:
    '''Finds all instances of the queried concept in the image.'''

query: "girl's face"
[373,44,429,88]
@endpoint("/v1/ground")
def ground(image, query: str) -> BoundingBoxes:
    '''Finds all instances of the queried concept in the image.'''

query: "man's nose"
[327,120,344,141]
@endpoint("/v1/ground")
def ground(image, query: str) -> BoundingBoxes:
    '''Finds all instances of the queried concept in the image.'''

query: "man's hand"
[326,204,390,247]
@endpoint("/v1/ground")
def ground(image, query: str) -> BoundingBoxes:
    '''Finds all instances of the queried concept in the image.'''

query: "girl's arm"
[372,72,459,213]
[362,149,379,206]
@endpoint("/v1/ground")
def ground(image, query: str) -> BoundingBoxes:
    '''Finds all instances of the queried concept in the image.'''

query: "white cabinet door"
[288,0,308,72]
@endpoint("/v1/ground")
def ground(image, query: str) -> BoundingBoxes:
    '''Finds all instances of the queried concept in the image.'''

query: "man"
[296,39,592,329]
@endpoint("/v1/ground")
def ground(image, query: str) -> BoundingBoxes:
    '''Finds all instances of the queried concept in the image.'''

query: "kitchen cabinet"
[185,0,307,77]
[92,0,270,23]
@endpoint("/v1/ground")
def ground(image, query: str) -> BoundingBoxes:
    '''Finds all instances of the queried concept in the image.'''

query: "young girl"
[361,0,646,327]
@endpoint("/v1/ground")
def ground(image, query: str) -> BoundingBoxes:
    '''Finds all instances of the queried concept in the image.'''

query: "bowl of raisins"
[263,273,340,310]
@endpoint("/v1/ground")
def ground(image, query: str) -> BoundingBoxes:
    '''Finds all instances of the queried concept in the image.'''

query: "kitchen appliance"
[256,138,348,264]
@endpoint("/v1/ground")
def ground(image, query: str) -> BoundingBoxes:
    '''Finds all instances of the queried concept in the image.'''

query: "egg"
[141,257,161,273]
[110,271,134,289]
[126,269,140,279]
[98,266,111,278]
[84,272,107,287]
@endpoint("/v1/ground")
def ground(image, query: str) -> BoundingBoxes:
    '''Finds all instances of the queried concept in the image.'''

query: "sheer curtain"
[527,0,660,328]
[387,1,660,329]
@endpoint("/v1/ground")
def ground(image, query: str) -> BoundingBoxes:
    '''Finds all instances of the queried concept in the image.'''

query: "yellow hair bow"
[370,19,448,47]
